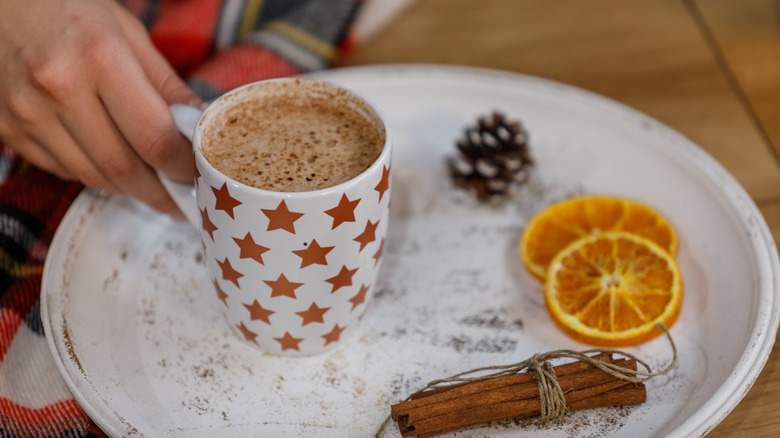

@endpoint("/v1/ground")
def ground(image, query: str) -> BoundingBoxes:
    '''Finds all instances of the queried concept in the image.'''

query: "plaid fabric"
[0,0,376,436]
[144,0,364,100]
[0,153,92,437]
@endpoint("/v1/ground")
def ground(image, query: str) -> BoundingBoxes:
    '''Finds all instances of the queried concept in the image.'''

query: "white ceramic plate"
[42,65,779,437]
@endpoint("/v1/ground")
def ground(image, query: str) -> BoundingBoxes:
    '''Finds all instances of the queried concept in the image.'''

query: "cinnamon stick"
[417,383,646,438]
[412,377,644,437]
[403,359,631,426]
[392,352,612,420]
[392,357,645,438]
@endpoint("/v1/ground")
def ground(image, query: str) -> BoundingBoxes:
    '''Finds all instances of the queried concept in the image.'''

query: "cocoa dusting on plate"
[460,310,524,330]
[61,320,84,376]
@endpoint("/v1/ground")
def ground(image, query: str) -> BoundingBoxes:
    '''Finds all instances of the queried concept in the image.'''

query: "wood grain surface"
[340,0,780,435]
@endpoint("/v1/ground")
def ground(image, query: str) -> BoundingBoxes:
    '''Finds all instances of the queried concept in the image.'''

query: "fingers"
[97,62,195,188]
[95,8,196,184]
[0,0,195,215]
[0,83,78,181]
[0,131,74,181]
[4,41,182,214]
[99,66,196,186]
[12,35,181,214]
[58,90,181,214]
[132,39,200,106]
[112,4,200,107]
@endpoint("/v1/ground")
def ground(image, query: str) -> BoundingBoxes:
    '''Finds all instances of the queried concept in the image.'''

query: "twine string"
[534,359,567,421]
[376,324,677,436]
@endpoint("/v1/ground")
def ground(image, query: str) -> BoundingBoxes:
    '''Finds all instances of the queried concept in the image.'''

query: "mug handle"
[158,104,204,227]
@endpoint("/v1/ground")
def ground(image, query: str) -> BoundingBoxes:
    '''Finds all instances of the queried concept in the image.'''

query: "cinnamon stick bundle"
[390,353,646,438]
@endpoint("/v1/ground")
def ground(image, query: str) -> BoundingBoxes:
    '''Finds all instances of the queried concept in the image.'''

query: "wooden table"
[340,0,780,435]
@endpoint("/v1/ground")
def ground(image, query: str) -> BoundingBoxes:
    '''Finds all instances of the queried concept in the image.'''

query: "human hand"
[0,0,200,215]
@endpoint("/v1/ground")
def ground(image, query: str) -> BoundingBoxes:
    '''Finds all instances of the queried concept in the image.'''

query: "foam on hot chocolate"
[200,83,384,192]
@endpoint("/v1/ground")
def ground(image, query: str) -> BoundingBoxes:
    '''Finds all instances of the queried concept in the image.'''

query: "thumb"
[113,5,201,106]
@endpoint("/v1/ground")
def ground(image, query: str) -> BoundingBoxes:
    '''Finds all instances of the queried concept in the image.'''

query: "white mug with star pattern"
[162,78,391,356]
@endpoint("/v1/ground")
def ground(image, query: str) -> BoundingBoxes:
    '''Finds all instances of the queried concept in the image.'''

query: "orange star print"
[243,300,275,324]
[264,273,304,299]
[274,332,304,351]
[237,322,258,344]
[292,239,335,268]
[262,200,304,234]
[324,194,360,229]
[322,324,346,346]
[217,258,243,288]
[354,220,378,252]
[233,233,270,265]
[295,302,330,326]
[211,183,242,218]
[200,207,218,241]
[325,265,358,293]
[374,165,390,202]
[372,238,385,266]
[349,284,370,311]
[214,279,229,306]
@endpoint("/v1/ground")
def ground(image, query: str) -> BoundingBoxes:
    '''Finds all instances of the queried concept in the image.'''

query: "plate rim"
[41,63,780,437]
[317,65,780,434]
[40,192,134,438]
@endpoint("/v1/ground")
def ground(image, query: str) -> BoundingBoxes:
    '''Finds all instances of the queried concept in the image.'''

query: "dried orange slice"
[520,196,677,280]
[545,231,683,347]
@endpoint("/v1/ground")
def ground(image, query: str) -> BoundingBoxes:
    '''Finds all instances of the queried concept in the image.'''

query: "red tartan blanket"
[0,1,404,436]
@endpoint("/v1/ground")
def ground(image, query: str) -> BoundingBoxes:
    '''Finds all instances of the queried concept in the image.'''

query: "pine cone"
[448,111,534,201]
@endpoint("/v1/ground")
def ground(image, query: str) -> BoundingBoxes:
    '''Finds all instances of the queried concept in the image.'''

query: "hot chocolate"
[200,83,384,192]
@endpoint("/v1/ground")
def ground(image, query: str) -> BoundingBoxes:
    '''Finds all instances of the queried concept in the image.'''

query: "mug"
[162,78,392,356]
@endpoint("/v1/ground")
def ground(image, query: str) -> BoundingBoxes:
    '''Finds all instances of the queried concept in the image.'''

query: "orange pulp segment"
[520,195,677,280]
[545,231,683,347]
